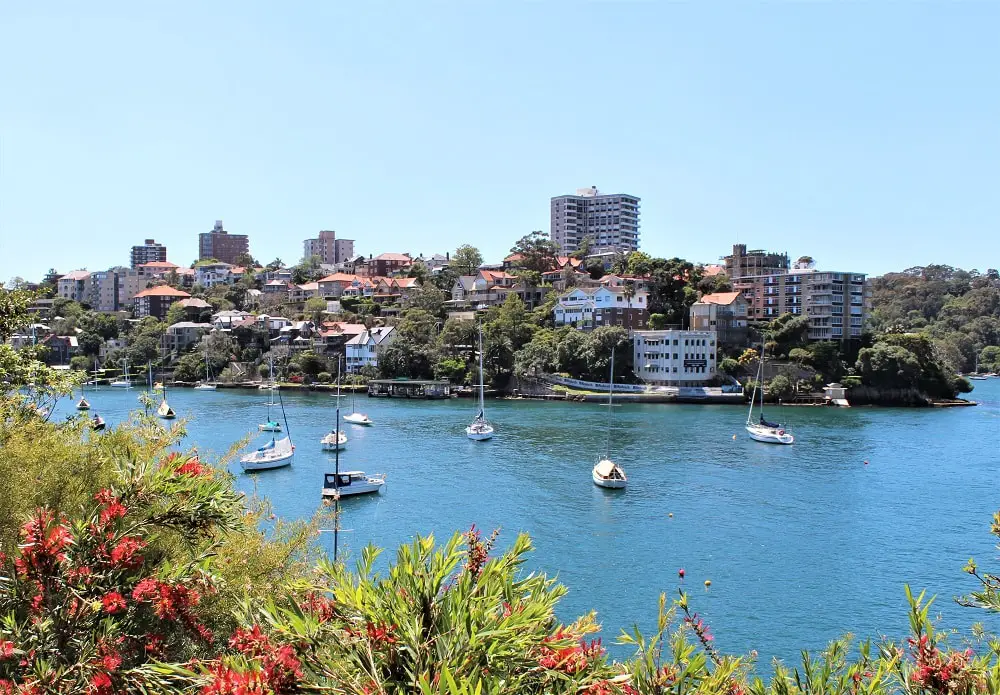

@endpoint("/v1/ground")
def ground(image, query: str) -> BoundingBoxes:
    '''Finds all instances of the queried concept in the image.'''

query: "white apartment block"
[550,186,640,256]
[57,271,91,303]
[633,330,718,387]
[345,326,396,373]
[194,262,236,288]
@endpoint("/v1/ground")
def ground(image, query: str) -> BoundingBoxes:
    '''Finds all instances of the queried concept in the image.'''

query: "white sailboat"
[259,356,282,431]
[592,346,627,489]
[465,323,494,441]
[242,385,294,471]
[321,403,384,498]
[745,349,794,445]
[110,358,133,388]
[76,396,91,410]
[195,340,217,390]
[969,356,988,381]
[342,383,373,426]
[155,366,175,420]
[321,364,349,450]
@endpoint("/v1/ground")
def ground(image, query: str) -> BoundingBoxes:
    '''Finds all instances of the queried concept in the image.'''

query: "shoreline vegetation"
[1,286,1000,693]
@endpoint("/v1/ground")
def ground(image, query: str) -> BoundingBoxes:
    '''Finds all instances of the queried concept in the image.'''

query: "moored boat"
[76,397,91,410]
[592,345,627,489]
[745,347,794,445]
[465,323,494,441]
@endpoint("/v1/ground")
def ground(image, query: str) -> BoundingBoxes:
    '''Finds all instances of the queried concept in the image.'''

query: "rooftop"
[133,286,191,299]
[696,291,743,306]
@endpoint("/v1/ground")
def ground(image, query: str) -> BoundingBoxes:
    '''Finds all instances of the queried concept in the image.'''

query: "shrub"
[317,371,332,383]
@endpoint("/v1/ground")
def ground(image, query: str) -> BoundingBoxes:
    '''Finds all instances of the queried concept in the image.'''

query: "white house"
[554,286,650,330]
[633,330,718,386]
[345,326,396,373]
[194,262,235,288]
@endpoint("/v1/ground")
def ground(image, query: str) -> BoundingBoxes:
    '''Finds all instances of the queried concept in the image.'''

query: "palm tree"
[622,280,635,334]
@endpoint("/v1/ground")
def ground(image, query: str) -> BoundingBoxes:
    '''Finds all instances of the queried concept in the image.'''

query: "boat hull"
[110,382,132,389]
[259,423,282,432]
[240,454,293,471]
[343,413,373,426]
[321,434,348,451]
[194,384,217,391]
[76,404,90,411]
[746,425,794,445]
[592,470,627,489]
[466,425,494,441]
[322,480,384,497]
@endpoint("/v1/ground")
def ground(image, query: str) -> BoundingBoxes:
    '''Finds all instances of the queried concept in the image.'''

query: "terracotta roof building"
[133,286,191,321]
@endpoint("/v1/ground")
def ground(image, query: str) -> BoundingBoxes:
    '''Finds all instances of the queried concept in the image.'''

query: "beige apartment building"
[689,292,749,347]
[723,244,789,280]
[550,186,640,256]
[734,269,870,341]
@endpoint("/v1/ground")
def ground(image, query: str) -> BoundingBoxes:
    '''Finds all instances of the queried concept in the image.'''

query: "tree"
[648,313,667,330]
[266,258,285,271]
[509,231,557,274]
[585,259,606,280]
[296,350,326,377]
[292,255,323,285]
[439,318,475,355]
[434,357,466,383]
[570,235,592,260]
[452,245,483,276]
[304,297,328,324]
[406,260,429,285]
[980,345,1000,371]
[766,374,795,400]
[233,251,257,268]
[378,339,435,379]
[513,329,558,378]
[856,343,921,389]
[165,301,187,326]
[406,283,446,317]
[397,308,438,344]
[624,251,654,277]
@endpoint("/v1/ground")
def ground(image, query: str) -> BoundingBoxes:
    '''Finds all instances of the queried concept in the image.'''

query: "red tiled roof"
[133,286,191,299]
[698,291,742,306]
[318,273,360,284]
[374,253,411,262]
[702,264,726,277]
[393,277,419,288]
[140,261,179,269]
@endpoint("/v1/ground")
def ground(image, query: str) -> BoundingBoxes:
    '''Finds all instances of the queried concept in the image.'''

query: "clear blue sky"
[2,2,998,282]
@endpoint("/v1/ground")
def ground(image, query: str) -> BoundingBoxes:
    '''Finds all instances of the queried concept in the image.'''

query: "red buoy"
[678,568,685,579]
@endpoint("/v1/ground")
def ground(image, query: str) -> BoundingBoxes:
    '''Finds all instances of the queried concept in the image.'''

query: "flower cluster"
[14,510,72,580]
[908,634,981,692]
[132,577,214,643]
[200,624,304,694]
[538,629,604,675]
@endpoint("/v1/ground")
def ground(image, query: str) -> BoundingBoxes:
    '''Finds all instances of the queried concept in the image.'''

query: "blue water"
[55,380,1000,663]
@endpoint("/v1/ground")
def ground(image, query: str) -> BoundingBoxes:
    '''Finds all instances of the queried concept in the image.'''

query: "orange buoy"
[678,568,685,578]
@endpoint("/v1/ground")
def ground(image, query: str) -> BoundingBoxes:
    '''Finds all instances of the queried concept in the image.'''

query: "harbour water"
[56,380,1000,663]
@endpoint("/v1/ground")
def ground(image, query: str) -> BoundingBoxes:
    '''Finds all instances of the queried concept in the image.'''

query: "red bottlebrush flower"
[144,634,164,657]
[16,510,72,579]
[132,577,161,601]
[365,622,398,647]
[95,490,127,526]
[101,591,126,614]
[583,681,614,695]
[538,630,603,675]
[301,592,336,622]
[0,641,14,660]
[0,679,14,695]
[109,535,146,569]
[201,664,269,695]
[230,624,271,657]
[88,671,113,695]
[100,651,122,672]
[176,458,208,477]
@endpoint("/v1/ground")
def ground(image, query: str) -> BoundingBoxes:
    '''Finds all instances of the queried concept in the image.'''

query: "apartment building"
[550,186,640,256]
[723,244,789,280]
[734,269,868,341]
[133,286,192,321]
[130,239,167,269]
[57,271,91,303]
[633,330,718,386]
[194,262,236,288]
[689,292,749,347]
[303,230,355,265]
[87,267,140,312]
[199,220,249,264]
[345,326,396,373]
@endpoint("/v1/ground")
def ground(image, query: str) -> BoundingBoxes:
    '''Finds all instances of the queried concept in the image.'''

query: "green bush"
[317,371,332,383]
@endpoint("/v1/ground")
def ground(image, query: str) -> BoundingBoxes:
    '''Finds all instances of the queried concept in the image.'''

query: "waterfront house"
[345,326,396,373]
[165,322,212,353]
[633,330,718,386]
[313,322,366,355]
[553,286,649,330]
[133,286,191,321]
[194,262,235,288]
[689,292,749,347]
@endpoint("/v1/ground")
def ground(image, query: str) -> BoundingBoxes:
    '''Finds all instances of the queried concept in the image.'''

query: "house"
[212,310,253,331]
[553,286,649,330]
[689,292,749,347]
[450,276,477,303]
[41,335,80,364]
[133,286,192,321]
[178,297,213,322]
[633,330,718,386]
[317,273,362,298]
[362,253,411,278]
[492,279,554,311]
[165,322,212,353]
[255,315,293,336]
[277,321,317,350]
[137,261,180,279]
[194,262,236,288]
[345,326,396,373]
[263,279,290,295]
[313,322,366,354]
[57,271,91,303]
[289,282,320,303]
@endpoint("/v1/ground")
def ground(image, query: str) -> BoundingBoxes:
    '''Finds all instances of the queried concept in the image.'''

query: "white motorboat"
[466,323,494,441]
[592,345,627,489]
[156,399,176,419]
[745,348,794,445]
[322,471,385,498]
[241,436,294,471]
[195,383,217,391]
[76,397,91,410]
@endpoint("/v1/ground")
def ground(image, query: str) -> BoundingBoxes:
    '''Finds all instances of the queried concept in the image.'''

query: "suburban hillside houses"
[688,292,749,347]
[553,285,650,331]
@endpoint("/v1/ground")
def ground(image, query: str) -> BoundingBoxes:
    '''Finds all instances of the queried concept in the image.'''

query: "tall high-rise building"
[130,239,167,269]
[303,230,355,265]
[550,186,640,256]
[199,220,249,264]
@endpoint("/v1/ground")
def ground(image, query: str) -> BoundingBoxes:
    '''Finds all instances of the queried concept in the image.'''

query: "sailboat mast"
[605,346,615,459]
[478,324,486,416]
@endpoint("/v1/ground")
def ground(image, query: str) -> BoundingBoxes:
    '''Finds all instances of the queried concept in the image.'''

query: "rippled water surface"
[57,379,1000,661]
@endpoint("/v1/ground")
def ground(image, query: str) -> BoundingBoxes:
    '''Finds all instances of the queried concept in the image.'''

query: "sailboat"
[745,348,794,445]
[195,340,217,390]
[465,323,494,441]
[321,363,349,450]
[242,387,294,471]
[342,380,373,426]
[969,356,988,381]
[76,396,91,410]
[259,356,282,431]
[321,402,384,498]
[156,367,176,420]
[110,358,133,388]
[86,358,102,387]
[592,346,627,489]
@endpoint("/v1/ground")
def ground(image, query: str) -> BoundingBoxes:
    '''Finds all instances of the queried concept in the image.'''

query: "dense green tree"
[509,231,557,274]
[980,345,1000,371]
[405,260,430,285]
[165,301,187,326]
[292,255,323,285]
[623,251,654,277]
[397,308,438,344]
[513,329,559,378]
[304,297,328,324]
[855,343,921,390]
[439,317,476,356]
[452,244,483,276]
[433,357,466,383]
[585,258,606,280]
[766,373,795,400]
[296,350,327,377]
[405,283,446,317]
[378,339,435,379]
